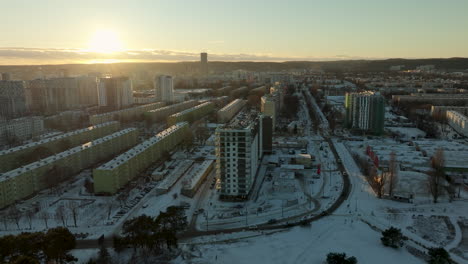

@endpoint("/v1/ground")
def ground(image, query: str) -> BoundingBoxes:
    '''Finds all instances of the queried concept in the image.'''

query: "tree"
[381,227,406,248]
[56,205,67,227]
[68,201,80,227]
[388,152,398,197]
[96,244,111,264]
[9,205,22,230]
[427,247,453,264]
[10,255,40,264]
[428,149,445,203]
[25,210,35,229]
[43,227,77,263]
[39,212,49,229]
[326,252,358,264]
[371,167,386,199]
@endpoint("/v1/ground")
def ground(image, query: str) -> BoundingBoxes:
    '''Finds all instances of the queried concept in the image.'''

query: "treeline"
[0,227,76,264]
[105,206,187,263]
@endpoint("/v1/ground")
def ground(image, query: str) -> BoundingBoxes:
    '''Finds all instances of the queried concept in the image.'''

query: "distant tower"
[1,73,11,81]
[59,68,69,78]
[98,77,133,110]
[154,75,174,102]
[200,52,208,75]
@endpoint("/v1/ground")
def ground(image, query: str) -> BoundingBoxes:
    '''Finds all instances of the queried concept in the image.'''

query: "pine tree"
[381,227,406,248]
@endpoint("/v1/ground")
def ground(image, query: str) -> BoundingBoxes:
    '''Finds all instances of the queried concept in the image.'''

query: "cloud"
[0,47,379,65]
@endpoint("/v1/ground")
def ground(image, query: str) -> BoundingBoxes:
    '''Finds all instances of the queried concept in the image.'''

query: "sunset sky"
[1,0,468,64]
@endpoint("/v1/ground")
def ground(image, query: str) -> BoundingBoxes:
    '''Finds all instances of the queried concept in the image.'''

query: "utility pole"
[205,210,209,231]
[245,205,248,226]
[281,200,284,218]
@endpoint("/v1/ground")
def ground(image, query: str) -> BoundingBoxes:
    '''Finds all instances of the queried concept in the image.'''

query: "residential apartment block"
[167,102,214,126]
[93,122,189,194]
[89,102,165,125]
[446,110,468,137]
[215,110,271,199]
[217,99,246,123]
[345,92,385,135]
[144,100,198,122]
[0,121,119,172]
[0,116,44,146]
[0,80,27,118]
[98,77,133,110]
[0,128,138,208]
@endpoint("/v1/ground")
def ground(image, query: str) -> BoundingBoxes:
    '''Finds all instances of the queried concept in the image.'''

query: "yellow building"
[93,122,190,194]
[0,128,138,209]
[167,102,214,126]
[89,102,165,125]
[144,100,198,122]
[0,121,120,173]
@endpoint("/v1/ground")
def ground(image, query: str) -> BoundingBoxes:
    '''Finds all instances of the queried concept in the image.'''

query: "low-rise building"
[181,160,214,197]
[93,122,190,194]
[144,100,198,122]
[217,99,246,123]
[446,110,468,137]
[167,102,214,126]
[0,128,137,208]
[0,121,119,172]
[89,102,165,125]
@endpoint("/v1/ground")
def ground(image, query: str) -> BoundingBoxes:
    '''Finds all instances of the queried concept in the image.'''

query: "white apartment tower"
[154,75,174,102]
[215,110,268,199]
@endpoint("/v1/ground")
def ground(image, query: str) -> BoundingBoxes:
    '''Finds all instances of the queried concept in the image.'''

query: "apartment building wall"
[0,80,27,119]
[0,128,137,208]
[144,100,198,122]
[93,122,189,194]
[89,102,165,125]
[0,121,119,172]
[217,99,246,123]
[167,102,214,126]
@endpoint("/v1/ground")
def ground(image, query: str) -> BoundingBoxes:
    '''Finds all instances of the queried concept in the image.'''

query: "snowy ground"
[177,218,425,264]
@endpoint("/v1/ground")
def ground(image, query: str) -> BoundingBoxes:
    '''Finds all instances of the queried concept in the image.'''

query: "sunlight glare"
[88,29,123,53]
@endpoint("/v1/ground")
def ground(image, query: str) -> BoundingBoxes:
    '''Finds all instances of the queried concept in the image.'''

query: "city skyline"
[2,0,468,65]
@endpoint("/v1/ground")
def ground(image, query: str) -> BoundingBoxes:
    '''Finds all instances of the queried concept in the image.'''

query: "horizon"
[2,0,468,65]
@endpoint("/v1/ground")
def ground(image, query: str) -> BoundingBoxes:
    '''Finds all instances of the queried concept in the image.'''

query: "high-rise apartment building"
[98,77,133,110]
[261,95,278,130]
[200,52,208,75]
[0,116,44,145]
[1,73,11,81]
[345,91,385,135]
[77,76,99,106]
[0,81,27,119]
[215,110,272,199]
[154,75,174,102]
[28,78,80,113]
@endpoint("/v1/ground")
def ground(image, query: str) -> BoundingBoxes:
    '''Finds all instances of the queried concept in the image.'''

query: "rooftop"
[0,128,136,182]
[219,108,260,130]
[0,121,119,156]
[96,122,188,170]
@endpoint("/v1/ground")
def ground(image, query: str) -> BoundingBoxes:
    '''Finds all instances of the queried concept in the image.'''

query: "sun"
[88,29,123,53]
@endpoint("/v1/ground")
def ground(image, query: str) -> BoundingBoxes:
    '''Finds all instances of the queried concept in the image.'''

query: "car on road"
[248,225,258,230]
[267,219,277,224]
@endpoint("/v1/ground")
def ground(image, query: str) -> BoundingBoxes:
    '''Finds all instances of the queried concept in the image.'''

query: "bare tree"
[107,200,117,220]
[9,206,22,230]
[39,211,49,229]
[371,167,386,199]
[1,213,8,230]
[68,201,80,227]
[56,205,67,227]
[428,148,445,203]
[26,210,35,229]
[388,152,398,197]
